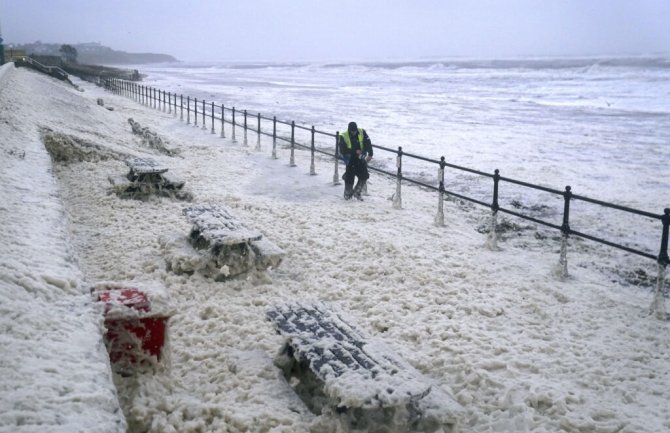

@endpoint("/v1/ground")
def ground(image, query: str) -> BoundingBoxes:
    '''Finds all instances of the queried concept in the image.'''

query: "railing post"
[393,146,403,209]
[180,94,184,121]
[554,185,572,280]
[167,92,172,114]
[486,169,501,250]
[211,101,215,134]
[221,104,226,138]
[256,112,261,151]
[194,98,198,126]
[272,116,278,159]
[243,109,248,146]
[650,208,670,319]
[173,93,177,117]
[434,156,446,227]
[289,121,296,167]
[333,132,341,185]
[153,88,156,109]
[162,90,166,111]
[310,126,316,175]
[232,107,237,142]
[186,96,190,124]
[202,99,206,129]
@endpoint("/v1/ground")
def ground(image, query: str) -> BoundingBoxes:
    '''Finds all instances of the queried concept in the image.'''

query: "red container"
[98,287,168,367]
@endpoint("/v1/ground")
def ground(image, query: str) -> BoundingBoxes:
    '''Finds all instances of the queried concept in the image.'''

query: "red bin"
[97,287,170,370]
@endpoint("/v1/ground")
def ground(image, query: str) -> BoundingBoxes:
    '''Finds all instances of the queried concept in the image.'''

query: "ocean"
[136,56,670,257]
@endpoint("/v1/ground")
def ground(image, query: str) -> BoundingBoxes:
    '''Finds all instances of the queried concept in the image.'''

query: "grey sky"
[1,0,669,62]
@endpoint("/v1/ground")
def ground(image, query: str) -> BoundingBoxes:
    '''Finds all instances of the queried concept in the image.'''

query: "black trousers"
[344,156,369,193]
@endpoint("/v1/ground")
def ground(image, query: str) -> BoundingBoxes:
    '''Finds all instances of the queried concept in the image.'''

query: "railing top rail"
[314,129,337,138]
[571,193,661,220]
[401,150,440,165]
[498,175,563,195]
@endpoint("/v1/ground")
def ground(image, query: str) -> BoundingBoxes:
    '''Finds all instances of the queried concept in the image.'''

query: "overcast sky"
[1,0,669,62]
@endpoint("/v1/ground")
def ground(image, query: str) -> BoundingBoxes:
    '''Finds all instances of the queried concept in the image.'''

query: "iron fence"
[101,77,669,304]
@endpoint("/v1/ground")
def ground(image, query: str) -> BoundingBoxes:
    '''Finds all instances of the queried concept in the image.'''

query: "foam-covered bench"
[161,204,284,280]
[109,156,190,200]
[267,302,463,433]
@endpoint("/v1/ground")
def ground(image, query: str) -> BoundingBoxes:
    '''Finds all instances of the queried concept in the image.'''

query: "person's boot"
[353,179,366,201]
[344,181,354,200]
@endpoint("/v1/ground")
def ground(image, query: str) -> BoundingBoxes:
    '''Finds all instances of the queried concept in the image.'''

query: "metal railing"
[14,56,70,82]
[101,77,669,314]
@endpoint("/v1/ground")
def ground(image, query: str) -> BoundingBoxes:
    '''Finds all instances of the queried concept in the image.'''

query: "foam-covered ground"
[1,64,669,433]
[0,64,125,433]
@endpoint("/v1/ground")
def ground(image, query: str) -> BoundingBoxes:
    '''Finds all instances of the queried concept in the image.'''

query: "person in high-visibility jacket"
[339,121,373,200]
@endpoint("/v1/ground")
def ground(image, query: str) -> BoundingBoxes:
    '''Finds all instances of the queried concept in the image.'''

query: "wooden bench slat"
[270,306,381,376]
[269,309,464,431]
[268,302,438,409]
[183,205,263,247]
[125,156,168,174]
